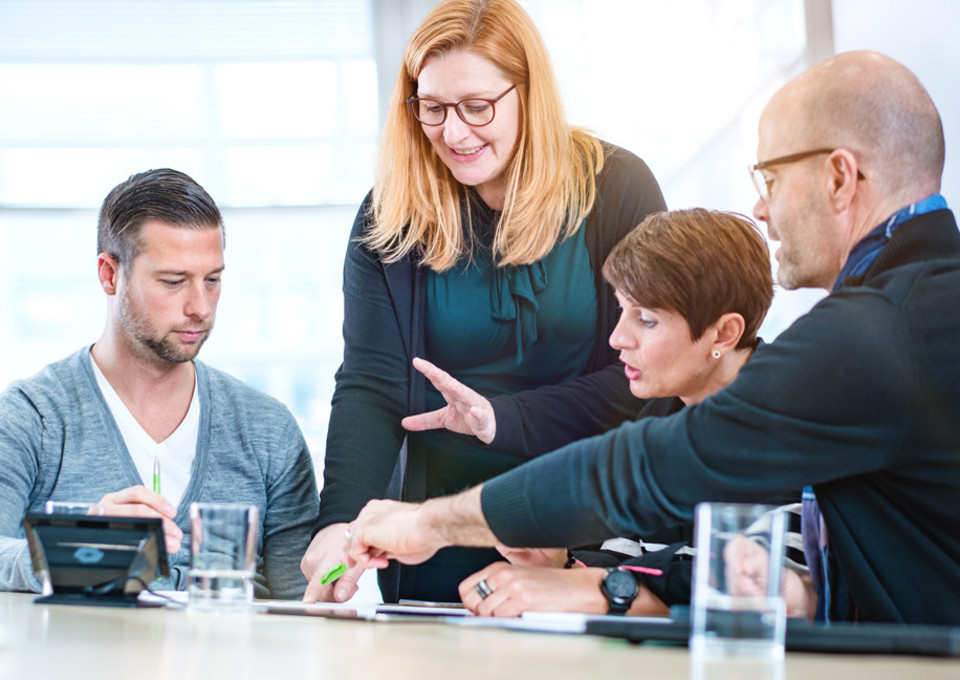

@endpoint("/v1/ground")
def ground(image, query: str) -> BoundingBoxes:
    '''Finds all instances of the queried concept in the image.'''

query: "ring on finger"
[475,578,494,600]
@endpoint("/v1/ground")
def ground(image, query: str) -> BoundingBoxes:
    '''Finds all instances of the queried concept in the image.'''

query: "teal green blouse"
[423,215,597,497]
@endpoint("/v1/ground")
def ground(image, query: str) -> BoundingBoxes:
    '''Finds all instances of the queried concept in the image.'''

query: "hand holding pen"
[300,521,365,603]
[95,484,182,553]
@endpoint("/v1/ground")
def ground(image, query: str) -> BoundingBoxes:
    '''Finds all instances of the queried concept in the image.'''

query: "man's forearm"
[423,485,497,548]
[347,485,499,568]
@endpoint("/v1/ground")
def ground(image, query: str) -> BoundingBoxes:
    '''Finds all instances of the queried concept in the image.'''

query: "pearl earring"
[712,350,721,359]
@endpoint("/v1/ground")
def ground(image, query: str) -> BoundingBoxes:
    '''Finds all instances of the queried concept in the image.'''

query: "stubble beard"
[775,230,838,291]
[775,249,802,291]
[771,198,830,291]
[118,290,211,365]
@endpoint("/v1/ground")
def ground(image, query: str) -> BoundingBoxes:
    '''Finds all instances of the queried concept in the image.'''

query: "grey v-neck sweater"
[0,347,319,599]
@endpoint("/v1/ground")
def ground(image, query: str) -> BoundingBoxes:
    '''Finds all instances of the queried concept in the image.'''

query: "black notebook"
[585,613,960,657]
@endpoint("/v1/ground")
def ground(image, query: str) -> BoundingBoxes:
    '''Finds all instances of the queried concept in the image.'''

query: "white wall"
[832,0,959,204]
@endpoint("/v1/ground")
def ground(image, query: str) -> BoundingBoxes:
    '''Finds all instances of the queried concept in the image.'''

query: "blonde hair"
[365,0,603,272]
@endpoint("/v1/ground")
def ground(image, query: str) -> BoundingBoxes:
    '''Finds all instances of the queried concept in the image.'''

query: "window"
[0,1,378,460]
[0,0,824,465]
[0,0,377,207]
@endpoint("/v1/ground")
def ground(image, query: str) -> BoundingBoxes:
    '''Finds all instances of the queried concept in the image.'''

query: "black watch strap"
[600,567,639,615]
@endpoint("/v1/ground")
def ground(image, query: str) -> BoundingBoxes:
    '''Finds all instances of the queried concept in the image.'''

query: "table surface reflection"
[0,593,956,680]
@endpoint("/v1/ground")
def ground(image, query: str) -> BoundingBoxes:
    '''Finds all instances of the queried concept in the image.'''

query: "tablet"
[22,511,170,607]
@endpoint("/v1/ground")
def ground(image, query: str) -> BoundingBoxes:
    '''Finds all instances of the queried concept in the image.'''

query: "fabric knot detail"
[490,261,547,363]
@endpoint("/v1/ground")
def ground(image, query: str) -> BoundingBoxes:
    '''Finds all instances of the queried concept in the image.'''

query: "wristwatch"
[600,567,639,615]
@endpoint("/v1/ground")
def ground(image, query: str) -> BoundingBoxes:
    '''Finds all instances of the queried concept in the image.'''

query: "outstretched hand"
[345,488,495,571]
[401,357,496,444]
[345,499,445,570]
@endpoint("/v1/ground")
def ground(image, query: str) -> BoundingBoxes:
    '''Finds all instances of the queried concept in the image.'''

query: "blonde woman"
[302,0,665,604]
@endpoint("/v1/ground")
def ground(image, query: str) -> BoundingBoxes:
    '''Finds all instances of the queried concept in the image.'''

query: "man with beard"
[0,169,319,598]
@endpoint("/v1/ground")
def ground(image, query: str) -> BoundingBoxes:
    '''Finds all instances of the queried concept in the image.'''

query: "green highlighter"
[152,455,161,494]
[320,562,348,586]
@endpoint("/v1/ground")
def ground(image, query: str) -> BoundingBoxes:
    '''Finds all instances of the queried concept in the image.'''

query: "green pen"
[152,455,161,495]
[320,562,348,585]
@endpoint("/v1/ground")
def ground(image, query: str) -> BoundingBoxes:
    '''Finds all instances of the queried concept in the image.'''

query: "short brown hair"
[602,209,773,349]
[98,168,223,269]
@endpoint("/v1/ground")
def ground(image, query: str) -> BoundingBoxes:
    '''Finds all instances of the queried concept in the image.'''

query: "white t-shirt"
[90,357,199,509]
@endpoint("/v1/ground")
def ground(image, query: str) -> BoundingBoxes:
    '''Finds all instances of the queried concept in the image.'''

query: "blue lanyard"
[832,193,948,292]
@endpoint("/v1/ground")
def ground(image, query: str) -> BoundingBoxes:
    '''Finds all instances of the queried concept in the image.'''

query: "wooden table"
[0,593,956,680]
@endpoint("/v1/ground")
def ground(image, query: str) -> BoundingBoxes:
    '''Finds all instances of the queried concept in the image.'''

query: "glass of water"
[690,503,788,660]
[188,502,258,612]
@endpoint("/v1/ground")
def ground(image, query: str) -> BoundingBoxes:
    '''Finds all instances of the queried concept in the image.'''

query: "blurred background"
[1,0,957,477]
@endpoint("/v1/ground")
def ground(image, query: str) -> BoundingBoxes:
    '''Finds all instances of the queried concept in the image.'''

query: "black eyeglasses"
[749,148,867,201]
[406,84,516,127]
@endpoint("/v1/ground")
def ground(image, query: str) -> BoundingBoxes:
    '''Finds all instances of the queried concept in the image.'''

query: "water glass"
[690,503,788,659]
[188,502,258,611]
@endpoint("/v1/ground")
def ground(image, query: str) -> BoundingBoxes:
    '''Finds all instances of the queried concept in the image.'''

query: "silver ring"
[344,529,353,541]
[475,579,493,600]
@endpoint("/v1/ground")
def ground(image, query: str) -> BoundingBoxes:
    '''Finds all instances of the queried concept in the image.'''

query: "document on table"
[450,611,590,634]
[136,592,610,637]
[135,592,469,617]
[137,590,189,607]
[258,599,471,621]
[260,602,637,635]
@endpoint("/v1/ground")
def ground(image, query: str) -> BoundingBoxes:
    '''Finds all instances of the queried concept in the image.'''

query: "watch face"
[605,569,638,600]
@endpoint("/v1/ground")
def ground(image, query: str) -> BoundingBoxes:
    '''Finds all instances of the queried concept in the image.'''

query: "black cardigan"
[316,144,665,600]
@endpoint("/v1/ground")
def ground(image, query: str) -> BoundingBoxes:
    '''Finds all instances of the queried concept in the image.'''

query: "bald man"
[341,52,960,625]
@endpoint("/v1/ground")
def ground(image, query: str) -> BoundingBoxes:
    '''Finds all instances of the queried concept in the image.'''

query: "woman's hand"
[401,357,496,444]
[459,562,608,617]
[301,522,366,603]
